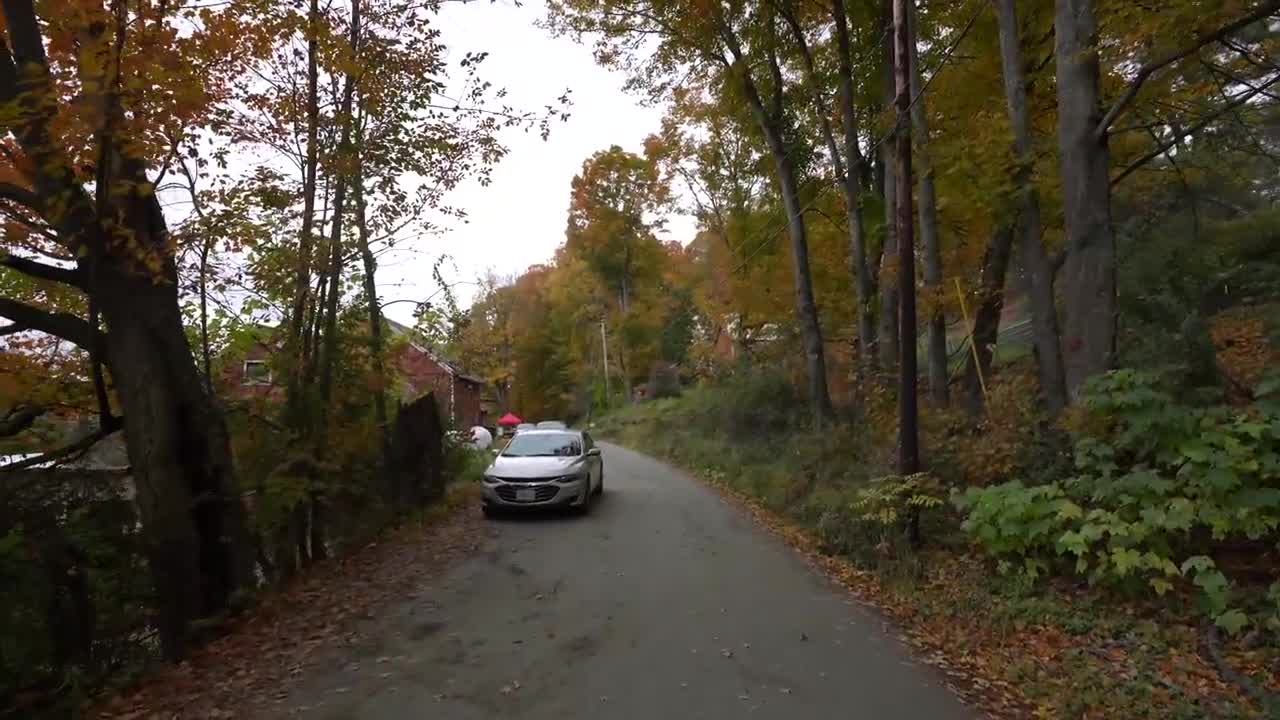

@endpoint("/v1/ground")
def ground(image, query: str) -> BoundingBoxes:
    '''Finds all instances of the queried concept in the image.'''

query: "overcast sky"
[375,0,697,325]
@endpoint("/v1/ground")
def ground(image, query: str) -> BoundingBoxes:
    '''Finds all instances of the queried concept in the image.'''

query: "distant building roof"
[384,317,486,385]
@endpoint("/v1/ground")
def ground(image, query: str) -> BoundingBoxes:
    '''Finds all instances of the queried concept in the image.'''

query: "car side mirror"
[586,448,601,457]
[491,448,500,455]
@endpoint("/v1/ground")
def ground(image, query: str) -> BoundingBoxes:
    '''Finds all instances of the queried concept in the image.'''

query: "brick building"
[226,319,490,429]
[385,320,488,429]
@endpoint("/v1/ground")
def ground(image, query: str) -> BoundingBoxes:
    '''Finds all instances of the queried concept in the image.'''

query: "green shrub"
[956,369,1280,633]
[698,367,804,439]
[852,473,946,531]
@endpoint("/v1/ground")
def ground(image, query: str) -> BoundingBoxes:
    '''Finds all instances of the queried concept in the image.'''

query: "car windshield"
[502,432,581,457]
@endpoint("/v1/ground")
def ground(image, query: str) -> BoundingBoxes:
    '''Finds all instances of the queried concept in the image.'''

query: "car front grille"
[495,484,560,503]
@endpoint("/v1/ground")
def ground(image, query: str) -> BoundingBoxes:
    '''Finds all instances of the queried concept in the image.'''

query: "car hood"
[488,455,584,479]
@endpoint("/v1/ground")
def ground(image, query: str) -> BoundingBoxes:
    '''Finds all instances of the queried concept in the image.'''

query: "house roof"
[384,317,486,385]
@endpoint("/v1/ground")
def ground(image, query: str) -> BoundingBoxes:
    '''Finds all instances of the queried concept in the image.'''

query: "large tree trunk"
[992,0,1069,415]
[907,6,948,407]
[98,240,250,660]
[1054,0,1116,398]
[877,0,900,371]
[963,226,1014,415]
[0,4,250,661]
[893,0,921,492]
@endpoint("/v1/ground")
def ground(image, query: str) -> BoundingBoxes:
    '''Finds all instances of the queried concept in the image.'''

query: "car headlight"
[482,473,500,484]
[554,473,585,483]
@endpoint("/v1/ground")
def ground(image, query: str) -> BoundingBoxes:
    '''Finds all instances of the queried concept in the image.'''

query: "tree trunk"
[199,239,212,395]
[0,3,249,662]
[285,0,322,426]
[773,150,835,424]
[991,0,1069,415]
[310,0,362,558]
[832,0,876,370]
[716,12,834,424]
[779,0,871,378]
[307,274,326,385]
[1054,0,1116,398]
[309,182,344,562]
[893,0,920,479]
[907,6,948,407]
[877,0,900,371]
[964,226,1014,415]
[98,246,250,660]
[353,141,390,480]
[317,0,359,428]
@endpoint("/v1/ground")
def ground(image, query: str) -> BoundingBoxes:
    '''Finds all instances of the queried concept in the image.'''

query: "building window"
[243,360,271,385]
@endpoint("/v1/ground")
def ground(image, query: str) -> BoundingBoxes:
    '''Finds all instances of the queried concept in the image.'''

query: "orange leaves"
[1210,308,1277,399]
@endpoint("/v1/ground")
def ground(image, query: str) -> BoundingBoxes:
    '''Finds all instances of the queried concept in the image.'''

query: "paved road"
[281,444,976,719]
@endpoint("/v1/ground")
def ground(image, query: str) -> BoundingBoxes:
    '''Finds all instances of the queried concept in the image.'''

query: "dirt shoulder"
[90,486,485,720]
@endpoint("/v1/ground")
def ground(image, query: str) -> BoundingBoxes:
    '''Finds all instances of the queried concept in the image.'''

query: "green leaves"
[852,473,946,530]
[1213,609,1249,635]
[959,370,1280,628]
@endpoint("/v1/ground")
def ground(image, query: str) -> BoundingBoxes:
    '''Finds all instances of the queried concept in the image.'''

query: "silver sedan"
[481,429,603,516]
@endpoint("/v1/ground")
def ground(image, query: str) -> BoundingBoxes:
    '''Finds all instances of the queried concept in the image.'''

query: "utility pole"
[599,319,612,405]
[893,0,920,479]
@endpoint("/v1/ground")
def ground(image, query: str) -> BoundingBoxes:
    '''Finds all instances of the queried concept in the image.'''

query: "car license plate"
[516,488,537,502]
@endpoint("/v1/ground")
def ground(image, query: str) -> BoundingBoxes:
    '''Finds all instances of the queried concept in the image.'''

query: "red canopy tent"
[497,412,523,427]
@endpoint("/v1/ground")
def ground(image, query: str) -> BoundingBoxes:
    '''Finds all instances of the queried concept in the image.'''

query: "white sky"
[375,0,697,325]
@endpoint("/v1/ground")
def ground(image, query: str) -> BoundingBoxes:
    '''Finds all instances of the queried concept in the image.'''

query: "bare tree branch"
[0,297,101,351]
[1111,73,1280,186]
[0,419,122,473]
[0,253,84,288]
[0,181,39,210]
[1095,0,1280,140]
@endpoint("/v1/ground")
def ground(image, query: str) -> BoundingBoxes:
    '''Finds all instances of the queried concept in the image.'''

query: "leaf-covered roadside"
[597,403,1279,719]
[88,485,484,720]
